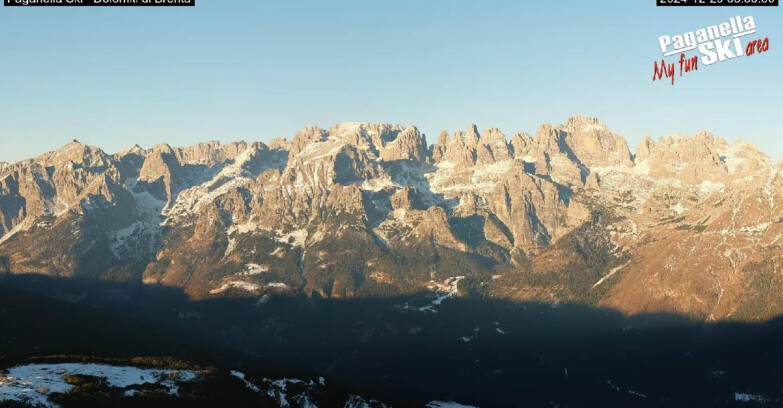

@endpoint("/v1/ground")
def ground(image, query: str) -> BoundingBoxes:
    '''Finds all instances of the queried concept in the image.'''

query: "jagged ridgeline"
[1,115,782,320]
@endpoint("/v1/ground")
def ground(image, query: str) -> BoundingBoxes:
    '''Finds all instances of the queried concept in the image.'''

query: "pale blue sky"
[0,1,781,161]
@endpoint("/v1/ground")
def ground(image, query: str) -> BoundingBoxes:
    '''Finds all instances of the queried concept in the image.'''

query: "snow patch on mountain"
[0,222,28,245]
[427,401,480,408]
[209,281,263,294]
[230,371,260,393]
[166,147,259,221]
[242,263,269,275]
[700,180,725,194]
[231,370,388,408]
[739,222,771,234]
[734,392,769,403]
[361,178,397,192]
[225,220,265,256]
[399,276,465,314]
[110,178,166,260]
[277,229,308,248]
[344,394,390,408]
[263,377,320,408]
[592,262,630,289]
[720,146,748,175]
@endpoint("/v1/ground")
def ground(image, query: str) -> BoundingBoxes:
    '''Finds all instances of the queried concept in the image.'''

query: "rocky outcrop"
[561,115,632,169]
[379,126,428,162]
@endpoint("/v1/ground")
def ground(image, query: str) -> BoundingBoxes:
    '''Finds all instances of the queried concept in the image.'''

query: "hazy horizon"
[2,114,776,163]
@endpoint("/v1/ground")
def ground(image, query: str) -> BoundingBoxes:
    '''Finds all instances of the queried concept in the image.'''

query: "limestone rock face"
[523,124,584,187]
[479,127,511,164]
[289,126,327,158]
[638,131,728,184]
[379,126,428,162]
[634,135,655,162]
[560,115,633,169]
[509,132,533,159]
[1,116,781,321]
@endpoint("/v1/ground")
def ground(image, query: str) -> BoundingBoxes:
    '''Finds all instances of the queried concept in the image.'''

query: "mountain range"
[2,115,781,321]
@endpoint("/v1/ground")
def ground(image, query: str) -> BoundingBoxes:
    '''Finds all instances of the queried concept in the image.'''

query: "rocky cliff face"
[1,115,781,321]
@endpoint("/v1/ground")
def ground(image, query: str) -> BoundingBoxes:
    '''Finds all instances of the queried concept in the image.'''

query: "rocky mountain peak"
[116,144,145,157]
[379,126,428,162]
[532,123,563,153]
[266,137,290,150]
[509,132,533,158]
[716,139,771,177]
[694,130,723,144]
[559,115,632,169]
[478,127,511,163]
[637,132,727,183]
[290,126,328,157]
[150,143,175,154]
[563,114,608,132]
[465,123,481,146]
[40,139,111,170]
[634,135,656,162]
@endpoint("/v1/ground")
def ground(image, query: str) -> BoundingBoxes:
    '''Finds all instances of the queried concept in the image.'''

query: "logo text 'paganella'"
[658,16,755,66]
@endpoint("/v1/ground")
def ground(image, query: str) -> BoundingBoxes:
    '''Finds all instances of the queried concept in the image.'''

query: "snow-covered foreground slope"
[0,363,396,408]
[0,363,200,407]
